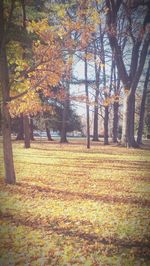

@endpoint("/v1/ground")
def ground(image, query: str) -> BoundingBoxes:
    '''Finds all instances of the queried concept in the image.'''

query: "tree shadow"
[1,213,150,252]
[16,182,150,208]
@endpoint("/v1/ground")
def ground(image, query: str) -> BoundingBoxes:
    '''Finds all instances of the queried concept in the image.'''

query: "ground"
[0,139,150,265]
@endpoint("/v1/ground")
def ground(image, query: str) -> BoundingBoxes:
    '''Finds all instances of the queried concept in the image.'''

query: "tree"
[13,115,24,140]
[137,60,150,144]
[0,0,16,184]
[84,49,90,148]
[92,34,101,142]
[105,0,150,147]
[23,115,30,148]
[30,117,35,140]
[45,121,54,141]
[1,1,67,183]
[60,84,70,143]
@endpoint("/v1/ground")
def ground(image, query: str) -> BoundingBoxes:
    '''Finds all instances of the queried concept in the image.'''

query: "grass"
[0,139,150,265]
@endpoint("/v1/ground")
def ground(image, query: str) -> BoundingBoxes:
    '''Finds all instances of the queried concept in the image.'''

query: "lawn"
[0,139,150,265]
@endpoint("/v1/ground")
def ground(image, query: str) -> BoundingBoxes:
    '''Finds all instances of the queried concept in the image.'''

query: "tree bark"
[93,40,100,142]
[60,90,69,143]
[121,93,128,146]
[126,93,136,147]
[85,50,90,149]
[16,115,24,140]
[104,106,109,145]
[1,98,16,184]
[93,100,99,141]
[112,101,119,143]
[30,117,34,140]
[0,0,16,184]
[45,122,54,141]
[23,115,30,148]
[137,61,150,144]
[122,92,138,148]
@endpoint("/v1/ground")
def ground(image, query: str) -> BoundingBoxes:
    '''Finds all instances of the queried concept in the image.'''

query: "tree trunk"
[112,102,119,143]
[30,117,34,140]
[60,96,68,143]
[16,115,24,140]
[45,122,54,141]
[85,50,90,149]
[128,94,138,147]
[86,97,90,149]
[1,102,16,184]
[104,106,109,145]
[23,115,30,148]
[137,61,150,145]
[121,92,128,146]
[0,1,16,184]
[93,39,100,142]
[93,104,99,141]
[122,92,138,147]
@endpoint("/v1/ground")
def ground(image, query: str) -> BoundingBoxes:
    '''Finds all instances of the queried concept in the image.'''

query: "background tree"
[137,60,150,144]
[105,0,150,147]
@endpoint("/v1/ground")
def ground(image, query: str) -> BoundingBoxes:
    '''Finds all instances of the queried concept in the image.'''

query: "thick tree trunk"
[0,37,16,183]
[45,122,54,141]
[104,106,109,145]
[122,92,138,147]
[23,115,30,148]
[137,61,150,145]
[16,115,24,140]
[1,104,16,184]
[30,117,34,140]
[112,102,119,143]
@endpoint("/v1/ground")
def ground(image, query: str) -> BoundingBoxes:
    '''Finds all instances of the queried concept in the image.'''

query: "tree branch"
[10,76,47,101]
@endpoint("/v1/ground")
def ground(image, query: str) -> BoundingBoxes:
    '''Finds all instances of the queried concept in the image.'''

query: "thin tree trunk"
[85,50,90,149]
[0,1,16,184]
[16,115,24,140]
[113,101,119,143]
[93,40,100,142]
[93,101,99,141]
[112,58,119,143]
[121,92,128,146]
[128,94,137,147]
[104,106,109,145]
[60,90,69,143]
[100,23,109,146]
[137,61,150,145]
[23,115,30,148]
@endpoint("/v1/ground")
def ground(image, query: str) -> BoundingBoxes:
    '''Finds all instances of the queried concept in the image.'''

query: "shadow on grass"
[1,212,150,253]
[15,182,150,208]
[14,156,150,174]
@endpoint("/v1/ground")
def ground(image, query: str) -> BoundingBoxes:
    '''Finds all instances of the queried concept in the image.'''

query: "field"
[0,139,150,265]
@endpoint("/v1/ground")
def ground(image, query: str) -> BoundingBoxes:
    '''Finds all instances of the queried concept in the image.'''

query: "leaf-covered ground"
[0,139,150,265]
